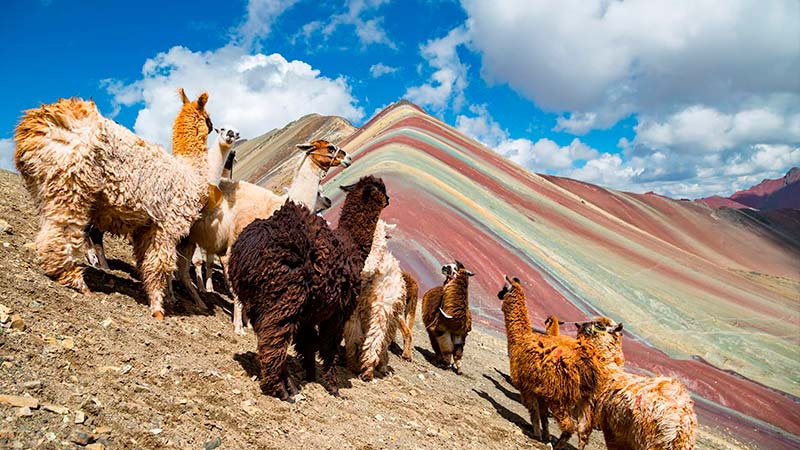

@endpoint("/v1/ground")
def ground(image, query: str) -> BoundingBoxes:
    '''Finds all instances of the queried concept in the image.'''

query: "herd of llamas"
[12,89,696,449]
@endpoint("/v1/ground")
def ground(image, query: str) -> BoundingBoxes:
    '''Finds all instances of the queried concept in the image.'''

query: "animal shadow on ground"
[472,389,535,440]
[493,367,514,386]
[234,351,355,395]
[483,373,521,404]
[83,265,212,317]
[414,345,444,368]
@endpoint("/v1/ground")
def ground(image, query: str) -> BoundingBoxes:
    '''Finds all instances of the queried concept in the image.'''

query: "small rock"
[0,219,10,234]
[204,437,222,450]
[60,337,75,351]
[149,428,162,435]
[75,411,86,424]
[68,430,91,445]
[121,365,132,375]
[9,315,24,331]
[231,389,241,395]
[158,368,169,377]
[374,414,384,422]
[2,242,9,248]
[426,427,438,437]
[293,393,305,402]
[22,380,41,390]
[97,366,120,374]
[45,432,56,441]
[417,373,425,381]
[23,242,36,251]
[93,426,111,435]
[15,407,32,417]
[100,319,114,329]
[29,301,42,310]
[42,404,69,415]
[86,444,105,450]
[0,304,9,324]
[0,395,39,409]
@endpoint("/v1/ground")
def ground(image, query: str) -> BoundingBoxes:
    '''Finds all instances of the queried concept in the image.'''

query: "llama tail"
[14,98,100,169]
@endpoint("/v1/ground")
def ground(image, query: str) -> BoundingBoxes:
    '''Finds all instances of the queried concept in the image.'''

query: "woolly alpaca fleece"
[344,220,407,380]
[14,92,211,319]
[497,276,606,449]
[578,318,697,450]
[421,261,473,373]
[228,176,389,400]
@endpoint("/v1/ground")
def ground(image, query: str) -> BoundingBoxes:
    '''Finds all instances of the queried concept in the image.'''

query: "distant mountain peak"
[697,167,799,211]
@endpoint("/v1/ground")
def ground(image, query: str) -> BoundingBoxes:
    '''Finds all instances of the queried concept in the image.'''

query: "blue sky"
[2,0,798,198]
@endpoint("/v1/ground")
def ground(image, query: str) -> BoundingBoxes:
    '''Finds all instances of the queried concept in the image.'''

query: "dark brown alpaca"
[421,260,474,373]
[228,176,389,401]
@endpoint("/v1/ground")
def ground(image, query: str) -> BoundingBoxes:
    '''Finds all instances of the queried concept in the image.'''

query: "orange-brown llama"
[545,315,563,336]
[421,260,474,374]
[14,89,213,319]
[497,275,607,449]
[397,271,419,360]
[576,317,697,450]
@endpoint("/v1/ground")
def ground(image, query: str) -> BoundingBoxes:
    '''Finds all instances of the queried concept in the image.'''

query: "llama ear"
[179,88,190,105]
[296,143,316,152]
[197,92,209,110]
[214,128,220,134]
[611,323,624,333]
[340,183,356,192]
[466,270,475,277]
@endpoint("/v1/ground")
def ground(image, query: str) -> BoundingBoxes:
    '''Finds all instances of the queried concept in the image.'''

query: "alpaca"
[86,125,238,274]
[577,318,697,450]
[14,89,213,319]
[421,260,474,374]
[497,275,607,449]
[228,176,389,400]
[175,140,352,332]
[344,220,407,380]
[397,271,419,361]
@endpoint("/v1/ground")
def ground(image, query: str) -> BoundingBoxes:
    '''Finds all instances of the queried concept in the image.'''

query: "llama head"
[497,274,521,300]
[296,140,352,175]
[214,125,240,148]
[339,175,389,209]
[442,260,474,284]
[544,315,564,336]
[577,317,625,366]
[174,88,213,162]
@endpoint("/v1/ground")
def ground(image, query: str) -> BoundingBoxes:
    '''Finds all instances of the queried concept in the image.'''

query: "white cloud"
[104,45,364,149]
[461,0,800,133]
[369,63,399,78]
[0,138,15,173]
[235,0,299,50]
[405,26,470,113]
[456,105,598,171]
[301,0,395,49]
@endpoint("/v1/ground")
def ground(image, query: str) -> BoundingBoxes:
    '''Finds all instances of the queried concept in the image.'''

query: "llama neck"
[207,141,231,186]
[362,222,387,274]
[172,107,209,174]
[501,291,533,346]
[286,155,324,210]
[337,202,381,263]
[441,275,469,315]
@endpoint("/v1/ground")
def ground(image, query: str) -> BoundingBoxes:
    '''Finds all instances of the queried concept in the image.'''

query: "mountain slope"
[314,100,800,450]
[698,167,800,210]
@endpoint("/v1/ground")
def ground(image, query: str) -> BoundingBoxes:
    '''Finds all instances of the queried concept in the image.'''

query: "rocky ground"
[0,170,753,450]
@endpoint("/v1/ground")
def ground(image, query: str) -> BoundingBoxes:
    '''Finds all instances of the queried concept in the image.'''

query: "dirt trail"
[0,170,750,449]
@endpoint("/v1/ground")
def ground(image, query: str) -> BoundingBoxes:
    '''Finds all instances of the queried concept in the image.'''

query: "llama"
[577,318,697,450]
[421,260,474,374]
[344,220,407,380]
[86,125,238,273]
[175,140,352,332]
[397,271,419,361]
[497,275,607,449]
[14,89,213,319]
[545,315,564,336]
[228,176,389,400]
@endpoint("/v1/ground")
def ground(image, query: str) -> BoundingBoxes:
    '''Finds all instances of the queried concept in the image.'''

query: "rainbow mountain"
[236,100,800,449]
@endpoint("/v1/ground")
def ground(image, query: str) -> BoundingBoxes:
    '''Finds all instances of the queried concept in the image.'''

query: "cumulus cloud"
[234,0,299,50]
[0,138,15,173]
[369,63,399,78]
[462,0,800,133]
[457,105,598,171]
[299,0,395,49]
[405,26,470,113]
[103,45,364,149]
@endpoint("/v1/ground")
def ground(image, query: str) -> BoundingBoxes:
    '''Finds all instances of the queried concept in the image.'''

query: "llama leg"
[133,229,179,320]
[176,239,206,311]
[318,318,346,397]
[222,254,247,335]
[452,334,466,374]
[538,396,550,442]
[397,317,413,361]
[191,246,205,293]
[551,405,575,450]
[427,330,443,363]
[574,400,593,450]
[204,253,215,292]
[85,225,110,270]
[295,325,318,383]
[343,317,363,374]
[435,331,454,368]
[37,215,91,294]
[520,391,543,440]
[254,323,293,401]
[359,311,387,381]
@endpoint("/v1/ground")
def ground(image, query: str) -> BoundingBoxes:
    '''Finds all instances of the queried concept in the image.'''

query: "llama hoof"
[234,326,247,336]
[152,310,165,321]
[401,352,412,361]
[359,371,374,382]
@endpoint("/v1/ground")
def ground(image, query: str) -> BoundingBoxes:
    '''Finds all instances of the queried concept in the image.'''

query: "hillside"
[309,101,799,449]
[0,169,763,450]
[697,167,800,210]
